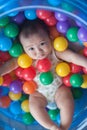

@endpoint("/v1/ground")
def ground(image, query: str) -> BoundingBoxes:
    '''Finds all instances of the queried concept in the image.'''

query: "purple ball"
[56,21,70,34]
[77,27,87,42]
[55,12,68,21]
[11,12,25,24]
[10,80,22,93]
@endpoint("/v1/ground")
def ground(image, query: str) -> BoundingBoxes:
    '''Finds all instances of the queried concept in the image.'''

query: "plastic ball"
[62,73,72,87]
[47,0,61,6]
[8,11,19,17]
[56,62,70,77]
[48,26,60,40]
[55,12,68,21]
[0,76,3,85]
[77,27,87,42]
[18,53,32,68]
[22,66,36,81]
[83,47,87,57]
[0,96,11,108]
[70,63,82,73]
[36,10,52,20]
[19,94,29,102]
[22,113,35,124]
[56,21,70,34]
[23,81,37,94]
[48,109,60,120]
[4,23,19,38]
[53,36,68,51]
[9,92,22,101]
[66,27,79,42]
[3,74,12,86]
[21,100,29,112]
[72,88,83,99]
[0,51,11,62]
[40,71,53,85]
[9,42,23,57]
[81,75,87,88]
[10,101,22,115]
[82,67,87,74]
[0,16,9,27]
[44,15,57,26]
[9,80,22,94]
[24,9,37,20]
[0,36,12,51]
[11,12,25,24]
[0,87,9,96]
[83,42,87,47]
[61,2,74,12]
[15,67,24,78]
[70,74,83,87]
[36,58,51,72]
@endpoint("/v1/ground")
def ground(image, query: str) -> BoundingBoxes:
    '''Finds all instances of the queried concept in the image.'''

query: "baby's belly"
[34,73,62,103]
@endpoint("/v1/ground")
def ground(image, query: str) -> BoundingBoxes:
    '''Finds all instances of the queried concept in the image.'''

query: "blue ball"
[8,11,19,17]
[0,36,12,51]
[47,0,61,6]
[24,9,37,20]
[10,101,22,115]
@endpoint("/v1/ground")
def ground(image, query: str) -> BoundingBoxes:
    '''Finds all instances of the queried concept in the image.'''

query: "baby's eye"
[40,42,47,46]
[29,47,34,51]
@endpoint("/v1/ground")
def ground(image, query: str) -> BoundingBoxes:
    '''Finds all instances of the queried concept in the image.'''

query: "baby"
[0,19,87,130]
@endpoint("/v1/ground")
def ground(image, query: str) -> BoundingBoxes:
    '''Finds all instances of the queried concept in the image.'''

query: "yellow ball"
[81,75,87,88]
[18,53,32,68]
[56,62,70,77]
[53,36,68,51]
[0,76,3,85]
[9,92,22,101]
[21,100,29,112]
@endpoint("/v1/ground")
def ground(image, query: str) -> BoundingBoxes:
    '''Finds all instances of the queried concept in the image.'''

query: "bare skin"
[0,25,87,130]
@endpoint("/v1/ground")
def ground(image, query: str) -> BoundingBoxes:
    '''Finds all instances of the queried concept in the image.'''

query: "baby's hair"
[19,18,50,38]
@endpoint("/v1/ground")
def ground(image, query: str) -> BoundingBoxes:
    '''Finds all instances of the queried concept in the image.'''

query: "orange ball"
[0,96,11,108]
[23,80,37,94]
[83,42,87,47]
[49,26,60,40]
[0,76,3,85]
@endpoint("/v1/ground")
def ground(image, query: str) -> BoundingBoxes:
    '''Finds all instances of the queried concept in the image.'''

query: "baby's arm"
[0,58,18,76]
[56,49,87,68]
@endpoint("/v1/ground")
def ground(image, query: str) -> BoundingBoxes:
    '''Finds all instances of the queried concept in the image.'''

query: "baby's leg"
[55,85,74,130]
[29,91,61,130]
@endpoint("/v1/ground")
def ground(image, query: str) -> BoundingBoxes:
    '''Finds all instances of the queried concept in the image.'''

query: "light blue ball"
[47,0,61,6]
[10,101,22,115]
[24,9,37,20]
[0,36,12,51]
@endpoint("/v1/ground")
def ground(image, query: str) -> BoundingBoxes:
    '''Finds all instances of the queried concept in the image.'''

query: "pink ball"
[36,58,51,72]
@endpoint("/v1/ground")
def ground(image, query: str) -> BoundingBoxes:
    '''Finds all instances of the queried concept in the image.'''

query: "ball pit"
[0,0,87,130]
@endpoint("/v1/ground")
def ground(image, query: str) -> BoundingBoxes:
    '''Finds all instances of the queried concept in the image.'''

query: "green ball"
[4,23,19,38]
[66,27,79,42]
[23,113,35,125]
[19,94,29,102]
[9,42,23,57]
[48,109,60,120]
[40,71,53,85]
[0,17,9,27]
[70,74,83,87]
[61,2,74,12]
[72,88,83,99]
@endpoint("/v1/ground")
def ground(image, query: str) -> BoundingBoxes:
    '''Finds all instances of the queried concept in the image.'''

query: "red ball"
[44,15,57,26]
[22,66,36,81]
[62,73,72,87]
[83,47,87,57]
[15,67,24,78]
[36,58,51,72]
[70,63,82,73]
[3,74,12,86]
[36,9,52,20]
[0,96,11,108]
[82,67,87,74]
[0,51,11,62]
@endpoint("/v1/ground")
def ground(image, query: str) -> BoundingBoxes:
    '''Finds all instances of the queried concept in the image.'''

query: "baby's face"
[20,29,52,60]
